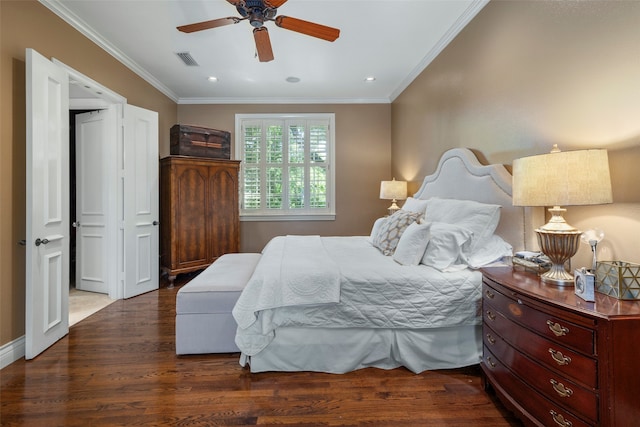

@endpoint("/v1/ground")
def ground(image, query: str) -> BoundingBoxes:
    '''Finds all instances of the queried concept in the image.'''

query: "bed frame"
[241,148,541,373]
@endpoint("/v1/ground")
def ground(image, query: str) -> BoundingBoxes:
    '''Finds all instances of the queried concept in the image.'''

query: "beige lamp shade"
[380,179,408,201]
[512,147,612,208]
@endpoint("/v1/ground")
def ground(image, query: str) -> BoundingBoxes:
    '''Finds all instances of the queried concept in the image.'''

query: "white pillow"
[420,221,474,271]
[373,210,422,256]
[467,234,513,268]
[369,217,386,243]
[424,198,501,253]
[393,221,431,266]
[402,197,429,215]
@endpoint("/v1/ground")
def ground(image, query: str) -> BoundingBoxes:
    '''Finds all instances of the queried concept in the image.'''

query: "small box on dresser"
[595,261,640,300]
[480,266,640,427]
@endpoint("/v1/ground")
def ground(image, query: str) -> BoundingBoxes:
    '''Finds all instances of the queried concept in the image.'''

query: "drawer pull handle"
[550,410,573,427]
[486,333,496,345]
[485,290,495,299]
[548,348,572,366]
[550,379,573,398]
[485,356,496,368]
[486,310,496,321]
[547,320,569,336]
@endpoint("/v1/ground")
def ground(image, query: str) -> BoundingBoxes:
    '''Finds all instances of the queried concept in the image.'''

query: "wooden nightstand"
[480,267,640,427]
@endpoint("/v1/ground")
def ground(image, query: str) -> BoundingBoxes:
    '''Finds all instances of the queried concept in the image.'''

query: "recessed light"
[286,76,301,83]
[207,76,218,82]
[365,76,376,82]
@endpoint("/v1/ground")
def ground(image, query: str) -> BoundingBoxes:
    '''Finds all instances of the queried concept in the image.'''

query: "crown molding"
[177,96,391,105]
[39,0,180,103]
[389,0,490,102]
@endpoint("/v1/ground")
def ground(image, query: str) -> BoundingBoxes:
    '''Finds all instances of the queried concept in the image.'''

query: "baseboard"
[1,335,25,369]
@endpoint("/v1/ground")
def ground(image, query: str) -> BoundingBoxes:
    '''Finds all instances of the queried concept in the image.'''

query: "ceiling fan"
[177,0,340,62]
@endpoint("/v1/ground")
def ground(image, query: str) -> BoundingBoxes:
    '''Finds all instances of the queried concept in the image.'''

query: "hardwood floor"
[1,275,522,427]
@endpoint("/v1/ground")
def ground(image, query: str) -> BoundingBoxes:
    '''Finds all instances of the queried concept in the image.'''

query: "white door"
[25,49,70,359]
[74,109,117,294]
[122,104,159,298]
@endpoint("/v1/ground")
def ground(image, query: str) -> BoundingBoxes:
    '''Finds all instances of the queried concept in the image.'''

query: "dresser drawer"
[483,324,598,424]
[483,302,597,389]
[483,281,595,355]
[483,346,593,427]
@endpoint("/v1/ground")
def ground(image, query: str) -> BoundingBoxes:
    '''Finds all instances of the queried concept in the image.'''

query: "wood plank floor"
[1,275,522,426]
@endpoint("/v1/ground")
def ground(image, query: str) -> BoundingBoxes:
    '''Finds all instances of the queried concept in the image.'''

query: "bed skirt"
[239,324,482,374]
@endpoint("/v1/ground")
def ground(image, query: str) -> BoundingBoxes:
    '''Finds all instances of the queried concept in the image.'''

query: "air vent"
[176,52,199,66]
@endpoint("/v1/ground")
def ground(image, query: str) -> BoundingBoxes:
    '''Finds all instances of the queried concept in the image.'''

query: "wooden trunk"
[170,124,231,159]
[159,156,240,286]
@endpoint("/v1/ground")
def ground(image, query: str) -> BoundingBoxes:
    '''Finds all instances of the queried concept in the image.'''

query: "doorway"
[69,109,114,325]
[26,49,160,359]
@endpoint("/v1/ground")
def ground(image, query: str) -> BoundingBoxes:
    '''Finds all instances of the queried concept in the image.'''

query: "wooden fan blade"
[226,0,243,5]
[177,17,237,33]
[275,16,340,42]
[253,28,274,62]
[265,0,288,7]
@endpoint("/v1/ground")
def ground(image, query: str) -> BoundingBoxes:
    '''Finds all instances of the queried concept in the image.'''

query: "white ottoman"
[175,253,261,354]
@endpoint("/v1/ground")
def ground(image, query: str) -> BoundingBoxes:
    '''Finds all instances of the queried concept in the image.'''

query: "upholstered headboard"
[413,148,542,252]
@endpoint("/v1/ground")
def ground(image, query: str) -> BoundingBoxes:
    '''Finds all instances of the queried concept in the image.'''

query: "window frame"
[235,113,336,221]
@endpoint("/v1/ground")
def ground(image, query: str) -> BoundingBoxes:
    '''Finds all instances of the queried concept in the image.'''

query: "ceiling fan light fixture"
[178,0,340,61]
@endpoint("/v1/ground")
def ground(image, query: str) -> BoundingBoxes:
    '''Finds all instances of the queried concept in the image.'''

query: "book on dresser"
[480,266,640,427]
[159,156,240,287]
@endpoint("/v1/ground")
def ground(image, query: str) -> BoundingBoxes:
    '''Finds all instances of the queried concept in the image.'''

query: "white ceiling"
[43,0,488,104]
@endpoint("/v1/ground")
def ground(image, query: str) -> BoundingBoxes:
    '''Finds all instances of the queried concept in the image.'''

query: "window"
[235,113,335,221]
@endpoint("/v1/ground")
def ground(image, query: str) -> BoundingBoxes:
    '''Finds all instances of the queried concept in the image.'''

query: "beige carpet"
[69,288,116,326]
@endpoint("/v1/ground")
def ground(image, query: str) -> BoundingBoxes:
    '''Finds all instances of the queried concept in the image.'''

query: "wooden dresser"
[160,156,240,287]
[481,267,640,427]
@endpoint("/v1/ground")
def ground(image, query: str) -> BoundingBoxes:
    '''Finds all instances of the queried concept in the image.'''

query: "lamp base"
[536,228,582,286]
[387,200,401,216]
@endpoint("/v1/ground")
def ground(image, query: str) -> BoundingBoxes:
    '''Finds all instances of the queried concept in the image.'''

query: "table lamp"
[512,145,612,285]
[380,178,407,215]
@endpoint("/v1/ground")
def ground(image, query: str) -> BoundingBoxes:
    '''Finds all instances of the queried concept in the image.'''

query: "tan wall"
[177,104,392,253]
[0,1,178,347]
[391,0,640,269]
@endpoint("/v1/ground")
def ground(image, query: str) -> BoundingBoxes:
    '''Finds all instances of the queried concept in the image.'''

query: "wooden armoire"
[159,156,240,287]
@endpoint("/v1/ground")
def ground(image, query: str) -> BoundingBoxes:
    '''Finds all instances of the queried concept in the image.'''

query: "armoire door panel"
[176,166,208,266]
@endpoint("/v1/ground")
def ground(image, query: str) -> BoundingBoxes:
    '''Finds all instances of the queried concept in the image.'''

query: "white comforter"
[233,235,482,356]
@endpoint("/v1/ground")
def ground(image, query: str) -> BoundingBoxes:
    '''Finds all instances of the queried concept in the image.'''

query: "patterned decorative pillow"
[373,210,421,256]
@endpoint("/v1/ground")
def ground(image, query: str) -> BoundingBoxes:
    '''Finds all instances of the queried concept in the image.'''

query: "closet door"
[122,104,159,299]
[25,48,70,359]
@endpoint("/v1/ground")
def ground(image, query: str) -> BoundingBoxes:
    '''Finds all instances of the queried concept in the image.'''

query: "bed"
[232,148,541,374]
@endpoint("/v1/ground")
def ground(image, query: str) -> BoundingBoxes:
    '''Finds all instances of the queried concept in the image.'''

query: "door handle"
[72,221,81,228]
[152,221,159,226]
[35,238,50,246]
[18,239,26,246]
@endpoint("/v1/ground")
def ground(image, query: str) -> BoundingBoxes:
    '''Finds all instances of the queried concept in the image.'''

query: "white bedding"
[233,235,482,356]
